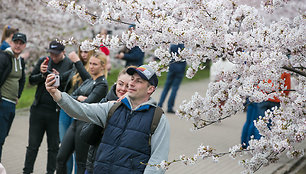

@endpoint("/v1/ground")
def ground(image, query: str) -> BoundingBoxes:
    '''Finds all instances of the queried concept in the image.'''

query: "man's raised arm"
[45,74,113,127]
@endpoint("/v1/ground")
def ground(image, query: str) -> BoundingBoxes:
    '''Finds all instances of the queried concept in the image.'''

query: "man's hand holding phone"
[45,74,62,102]
[40,57,49,74]
[52,74,60,87]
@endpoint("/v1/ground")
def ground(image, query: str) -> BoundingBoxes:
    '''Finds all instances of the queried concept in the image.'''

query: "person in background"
[115,25,144,67]
[56,52,108,174]
[0,25,18,50]
[58,47,93,174]
[23,40,74,174]
[158,44,186,113]
[99,28,111,72]
[45,64,170,174]
[0,33,27,162]
[241,72,291,148]
[80,66,133,174]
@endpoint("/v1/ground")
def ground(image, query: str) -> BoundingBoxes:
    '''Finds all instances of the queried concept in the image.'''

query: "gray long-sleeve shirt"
[57,92,170,174]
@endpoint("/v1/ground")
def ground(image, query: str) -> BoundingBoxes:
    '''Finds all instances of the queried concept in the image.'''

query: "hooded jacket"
[0,48,26,102]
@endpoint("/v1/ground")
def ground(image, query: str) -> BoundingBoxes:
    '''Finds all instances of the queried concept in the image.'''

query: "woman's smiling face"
[115,73,131,98]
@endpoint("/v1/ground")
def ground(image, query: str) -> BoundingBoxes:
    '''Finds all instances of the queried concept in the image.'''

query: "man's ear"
[147,85,155,94]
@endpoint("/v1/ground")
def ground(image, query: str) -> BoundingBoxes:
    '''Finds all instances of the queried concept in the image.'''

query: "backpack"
[81,102,164,146]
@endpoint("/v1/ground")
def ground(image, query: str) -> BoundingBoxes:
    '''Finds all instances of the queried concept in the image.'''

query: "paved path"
[2,79,305,174]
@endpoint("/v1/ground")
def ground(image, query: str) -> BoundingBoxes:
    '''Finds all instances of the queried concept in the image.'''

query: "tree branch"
[292,66,305,70]
[195,114,235,130]
[282,66,306,77]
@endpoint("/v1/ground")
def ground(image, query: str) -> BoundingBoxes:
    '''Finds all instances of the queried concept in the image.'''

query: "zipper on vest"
[116,111,134,144]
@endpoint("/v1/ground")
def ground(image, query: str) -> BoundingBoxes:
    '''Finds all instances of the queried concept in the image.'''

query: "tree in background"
[0,0,100,72]
[6,0,305,173]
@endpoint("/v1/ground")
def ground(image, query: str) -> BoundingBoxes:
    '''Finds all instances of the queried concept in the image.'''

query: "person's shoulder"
[0,41,9,50]
[0,49,6,57]
[63,55,74,64]
[96,75,108,84]
[0,50,10,62]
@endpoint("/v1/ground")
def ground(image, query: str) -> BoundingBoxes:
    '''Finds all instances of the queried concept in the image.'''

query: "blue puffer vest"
[94,98,155,174]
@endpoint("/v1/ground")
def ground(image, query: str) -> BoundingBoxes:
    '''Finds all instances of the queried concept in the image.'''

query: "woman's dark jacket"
[71,75,108,103]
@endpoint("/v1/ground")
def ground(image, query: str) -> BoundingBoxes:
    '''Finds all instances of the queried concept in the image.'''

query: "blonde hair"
[92,51,108,79]
[1,25,18,43]
[71,46,94,87]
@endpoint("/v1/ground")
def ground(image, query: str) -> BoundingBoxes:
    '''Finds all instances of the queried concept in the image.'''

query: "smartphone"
[52,74,60,87]
[44,57,49,65]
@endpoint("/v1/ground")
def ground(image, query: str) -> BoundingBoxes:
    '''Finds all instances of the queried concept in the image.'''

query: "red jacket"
[266,72,291,102]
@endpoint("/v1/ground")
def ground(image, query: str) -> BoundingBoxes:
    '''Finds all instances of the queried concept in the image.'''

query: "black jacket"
[71,75,108,104]
[122,46,144,67]
[100,84,118,103]
[68,60,91,93]
[0,50,26,102]
[29,56,74,109]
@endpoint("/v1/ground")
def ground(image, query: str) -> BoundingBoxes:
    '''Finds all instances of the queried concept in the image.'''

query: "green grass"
[16,77,35,109]
[16,68,210,109]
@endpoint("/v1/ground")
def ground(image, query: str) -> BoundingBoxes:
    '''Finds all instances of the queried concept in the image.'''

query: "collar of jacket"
[121,96,157,111]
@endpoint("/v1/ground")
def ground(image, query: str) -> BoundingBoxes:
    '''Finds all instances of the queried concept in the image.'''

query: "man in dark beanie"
[0,32,27,162]
[23,40,74,174]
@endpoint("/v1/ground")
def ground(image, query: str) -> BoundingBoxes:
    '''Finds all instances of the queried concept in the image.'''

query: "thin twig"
[237,15,245,34]
[196,114,234,129]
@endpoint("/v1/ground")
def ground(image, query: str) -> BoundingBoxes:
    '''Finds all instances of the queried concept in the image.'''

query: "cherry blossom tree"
[13,0,306,173]
[0,0,97,71]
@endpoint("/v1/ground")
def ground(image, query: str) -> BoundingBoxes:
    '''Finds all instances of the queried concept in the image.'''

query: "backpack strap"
[151,106,164,135]
[107,101,122,121]
[149,106,164,146]
[103,101,122,129]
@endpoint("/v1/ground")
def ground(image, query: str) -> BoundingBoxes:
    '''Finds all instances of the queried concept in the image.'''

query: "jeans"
[158,62,186,111]
[59,109,76,174]
[23,105,59,174]
[0,100,16,162]
[256,101,280,130]
[241,101,280,147]
[57,120,89,174]
[241,102,257,147]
